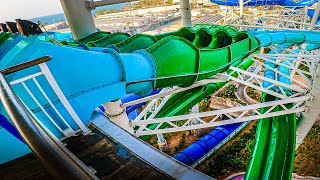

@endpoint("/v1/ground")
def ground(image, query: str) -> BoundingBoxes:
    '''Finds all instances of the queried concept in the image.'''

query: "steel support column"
[191,104,202,137]
[309,0,320,30]
[157,134,169,152]
[239,0,244,17]
[180,0,192,27]
[103,100,134,134]
[89,0,138,9]
[60,0,96,40]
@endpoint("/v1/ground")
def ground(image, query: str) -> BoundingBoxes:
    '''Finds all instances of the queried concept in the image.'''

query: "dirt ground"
[146,114,217,156]
[294,124,320,177]
[196,121,257,180]
[195,123,320,180]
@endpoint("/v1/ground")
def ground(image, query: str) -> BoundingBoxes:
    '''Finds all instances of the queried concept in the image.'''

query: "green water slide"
[0,32,13,46]
[243,31,320,179]
[62,24,243,53]
[245,93,296,180]
[144,29,259,89]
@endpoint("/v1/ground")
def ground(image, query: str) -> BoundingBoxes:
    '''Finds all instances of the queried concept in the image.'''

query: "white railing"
[10,62,90,140]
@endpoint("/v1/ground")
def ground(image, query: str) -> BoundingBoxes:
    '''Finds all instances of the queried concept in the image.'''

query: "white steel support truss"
[226,52,319,99]
[227,66,305,99]
[224,5,320,31]
[126,45,320,137]
[123,76,227,108]
[132,96,309,136]
[125,76,227,125]
[132,88,172,122]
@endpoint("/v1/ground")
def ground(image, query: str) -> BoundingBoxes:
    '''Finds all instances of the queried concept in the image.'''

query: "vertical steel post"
[60,0,96,40]
[156,134,169,152]
[103,100,134,134]
[303,6,309,29]
[239,0,244,17]
[191,104,202,137]
[309,0,320,30]
[180,0,192,27]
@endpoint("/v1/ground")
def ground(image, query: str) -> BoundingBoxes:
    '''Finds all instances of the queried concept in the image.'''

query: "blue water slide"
[0,128,31,164]
[307,9,320,26]
[0,33,160,148]
[0,34,24,60]
[38,31,73,42]
[0,114,24,142]
[210,0,317,6]
[173,122,242,166]
[0,36,156,140]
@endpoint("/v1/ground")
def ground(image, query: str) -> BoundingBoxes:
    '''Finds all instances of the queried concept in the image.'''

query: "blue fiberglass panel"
[0,114,23,142]
[173,123,242,166]
[0,129,31,164]
[0,34,24,60]
[38,32,73,42]
[307,9,320,25]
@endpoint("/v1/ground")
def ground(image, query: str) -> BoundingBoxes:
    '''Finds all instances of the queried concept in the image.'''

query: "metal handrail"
[0,56,51,75]
[0,56,98,179]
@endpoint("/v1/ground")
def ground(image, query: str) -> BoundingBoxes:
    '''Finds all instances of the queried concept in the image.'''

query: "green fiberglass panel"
[0,33,13,46]
[198,47,230,80]
[175,28,197,42]
[154,27,196,41]
[193,29,213,48]
[78,31,111,43]
[116,34,157,53]
[232,32,249,43]
[208,31,232,49]
[230,39,251,65]
[147,36,199,88]
[93,33,130,47]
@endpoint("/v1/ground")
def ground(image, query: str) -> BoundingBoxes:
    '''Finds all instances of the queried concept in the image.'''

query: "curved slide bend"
[1,27,320,179]
[139,56,255,140]
[62,24,240,53]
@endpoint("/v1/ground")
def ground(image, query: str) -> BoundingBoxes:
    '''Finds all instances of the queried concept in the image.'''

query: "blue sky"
[0,0,63,22]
